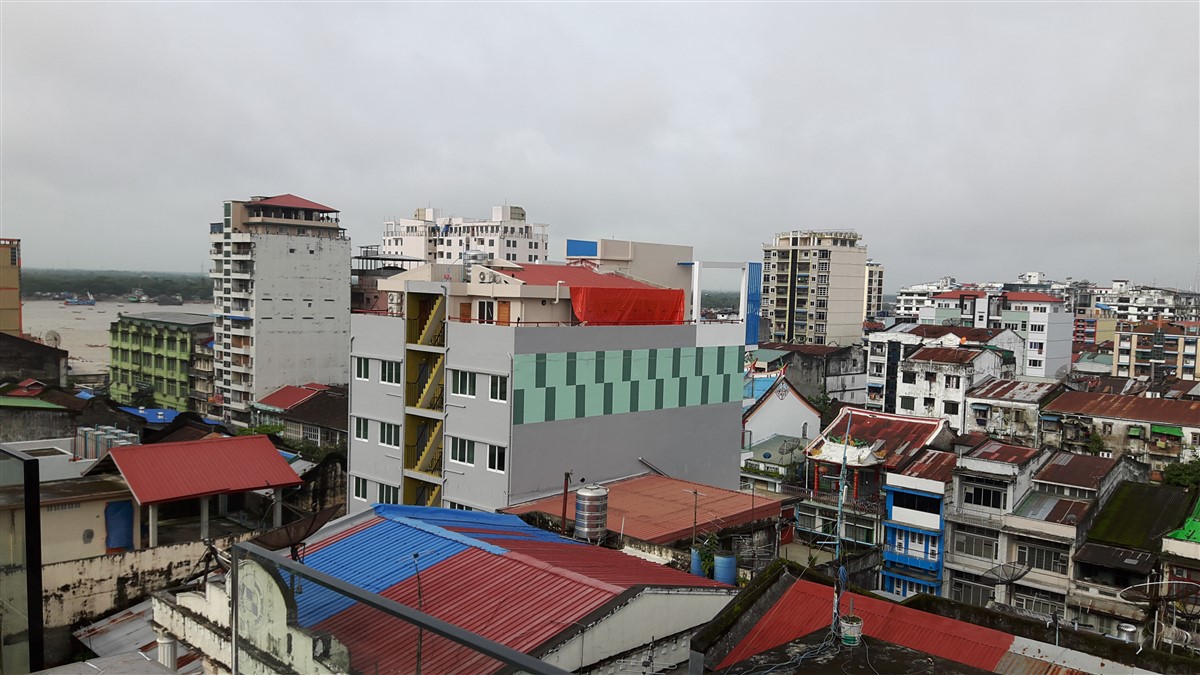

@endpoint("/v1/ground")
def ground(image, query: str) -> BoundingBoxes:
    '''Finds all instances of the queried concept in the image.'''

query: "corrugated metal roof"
[73,599,203,674]
[0,396,65,409]
[299,505,730,674]
[1033,452,1115,489]
[743,371,780,402]
[256,384,321,411]
[967,379,1060,403]
[505,474,782,544]
[1044,391,1200,427]
[715,578,1014,671]
[808,409,947,471]
[1014,492,1092,525]
[501,264,659,289]
[84,435,302,505]
[909,347,985,364]
[901,450,957,482]
[931,290,989,299]
[249,193,337,212]
[969,440,1041,465]
[1002,292,1064,303]
[905,325,1006,342]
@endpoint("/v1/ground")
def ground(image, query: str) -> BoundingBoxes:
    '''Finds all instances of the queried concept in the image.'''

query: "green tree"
[1085,433,1106,455]
[1164,460,1200,488]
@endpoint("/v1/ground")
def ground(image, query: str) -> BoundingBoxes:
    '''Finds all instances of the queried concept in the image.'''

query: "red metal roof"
[1044,391,1200,427]
[968,440,1040,465]
[931,290,988,299]
[256,385,321,411]
[86,435,301,504]
[716,578,1014,671]
[248,193,337,212]
[1033,451,1115,489]
[905,325,1006,342]
[1002,292,1064,303]
[501,264,659,289]
[504,474,782,544]
[908,346,985,365]
[901,450,957,482]
[808,409,948,471]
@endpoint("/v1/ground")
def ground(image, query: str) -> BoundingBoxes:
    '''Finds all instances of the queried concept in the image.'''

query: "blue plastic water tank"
[690,548,703,576]
[714,553,737,585]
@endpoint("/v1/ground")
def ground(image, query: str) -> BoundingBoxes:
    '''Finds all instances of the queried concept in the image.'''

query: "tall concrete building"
[347,253,757,513]
[381,205,548,265]
[208,194,351,425]
[108,312,213,412]
[865,259,885,322]
[0,238,20,337]
[761,230,870,346]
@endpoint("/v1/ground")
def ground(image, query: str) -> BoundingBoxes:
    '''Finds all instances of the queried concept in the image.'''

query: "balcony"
[944,505,1005,528]
[883,545,941,572]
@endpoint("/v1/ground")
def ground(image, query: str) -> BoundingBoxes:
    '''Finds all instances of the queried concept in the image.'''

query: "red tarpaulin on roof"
[569,287,685,325]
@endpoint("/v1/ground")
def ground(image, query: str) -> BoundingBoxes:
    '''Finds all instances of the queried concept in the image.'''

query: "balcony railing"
[944,505,1005,527]
[882,545,941,571]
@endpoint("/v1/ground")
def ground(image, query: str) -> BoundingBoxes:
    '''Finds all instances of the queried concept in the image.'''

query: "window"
[899,396,915,411]
[944,375,961,388]
[446,501,474,511]
[379,422,401,448]
[892,491,939,514]
[488,445,506,473]
[962,476,1007,510]
[1017,542,1068,574]
[490,375,508,402]
[944,401,960,415]
[450,437,475,465]
[381,360,403,385]
[1030,324,1046,333]
[303,425,320,443]
[923,397,935,409]
[953,525,999,560]
[951,572,995,607]
[902,371,917,384]
[477,300,495,324]
[378,484,400,505]
[354,417,369,441]
[355,357,370,380]
[1028,359,1043,368]
[353,477,368,500]
[1033,305,1048,313]
[1028,341,1044,350]
[451,371,476,397]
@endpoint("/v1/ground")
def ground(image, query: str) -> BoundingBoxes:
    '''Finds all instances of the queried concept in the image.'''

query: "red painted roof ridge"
[249,193,337,212]
[501,550,627,595]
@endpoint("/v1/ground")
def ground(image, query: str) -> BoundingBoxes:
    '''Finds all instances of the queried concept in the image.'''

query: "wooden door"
[497,301,511,326]
[459,302,472,323]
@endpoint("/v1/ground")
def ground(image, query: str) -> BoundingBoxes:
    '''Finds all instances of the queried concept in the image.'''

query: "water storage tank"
[713,552,737,585]
[1117,623,1137,642]
[691,548,703,576]
[574,484,609,541]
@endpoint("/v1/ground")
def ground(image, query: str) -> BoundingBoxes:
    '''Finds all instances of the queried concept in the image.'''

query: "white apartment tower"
[209,194,351,425]
[762,230,870,346]
[381,205,549,265]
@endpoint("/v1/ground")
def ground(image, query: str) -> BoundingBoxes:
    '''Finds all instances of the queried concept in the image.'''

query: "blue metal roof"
[743,372,779,401]
[118,407,180,423]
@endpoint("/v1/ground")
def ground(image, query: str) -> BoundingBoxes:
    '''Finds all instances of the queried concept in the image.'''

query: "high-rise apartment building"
[381,205,548,265]
[865,259,885,321]
[1112,320,1199,381]
[894,277,961,322]
[0,238,20,337]
[108,312,213,411]
[1089,280,1200,323]
[761,230,869,346]
[208,194,351,424]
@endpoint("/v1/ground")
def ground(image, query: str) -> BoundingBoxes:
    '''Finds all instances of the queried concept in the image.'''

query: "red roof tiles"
[715,578,1014,671]
[504,474,781,544]
[908,347,985,365]
[85,435,301,504]
[256,384,322,411]
[1044,391,1200,427]
[249,193,337,212]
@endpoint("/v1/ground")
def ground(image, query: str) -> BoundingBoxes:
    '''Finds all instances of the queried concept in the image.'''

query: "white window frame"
[450,436,476,466]
[354,416,369,441]
[451,370,477,397]
[380,360,403,385]
[380,422,401,448]
[353,476,368,501]
[488,445,506,473]
[378,483,400,505]
[490,374,508,402]
[355,356,370,380]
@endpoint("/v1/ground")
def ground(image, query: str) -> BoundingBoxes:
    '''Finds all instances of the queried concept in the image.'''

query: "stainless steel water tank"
[575,484,609,541]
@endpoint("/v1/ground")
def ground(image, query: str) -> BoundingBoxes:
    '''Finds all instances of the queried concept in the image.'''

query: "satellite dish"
[248,505,342,562]
[44,330,61,349]
[1054,364,1071,382]
[981,562,1032,586]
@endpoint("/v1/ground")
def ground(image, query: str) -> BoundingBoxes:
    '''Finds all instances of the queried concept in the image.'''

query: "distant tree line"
[21,269,212,300]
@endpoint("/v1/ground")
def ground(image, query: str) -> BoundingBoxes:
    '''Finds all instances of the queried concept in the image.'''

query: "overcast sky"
[3,3,1197,291]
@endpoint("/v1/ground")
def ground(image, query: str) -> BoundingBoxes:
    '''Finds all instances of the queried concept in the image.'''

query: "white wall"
[743,386,820,443]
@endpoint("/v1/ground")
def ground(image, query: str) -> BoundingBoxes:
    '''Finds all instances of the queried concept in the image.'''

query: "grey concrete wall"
[506,402,742,506]
[514,324,697,354]
[0,408,75,442]
[0,334,67,387]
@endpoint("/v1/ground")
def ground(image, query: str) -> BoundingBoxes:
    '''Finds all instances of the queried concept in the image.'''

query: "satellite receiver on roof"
[249,505,342,563]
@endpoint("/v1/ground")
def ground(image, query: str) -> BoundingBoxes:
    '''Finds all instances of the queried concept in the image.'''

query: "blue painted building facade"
[880,450,956,599]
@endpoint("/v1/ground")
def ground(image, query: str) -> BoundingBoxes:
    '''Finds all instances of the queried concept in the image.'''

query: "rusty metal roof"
[967,440,1041,465]
[505,474,781,544]
[1044,391,1200,426]
[967,379,1060,403]
[73,599,203,674]
[909,346,986,365]
[901,450,958,482]
[808,409,949,471]
[1033,451,1115,489]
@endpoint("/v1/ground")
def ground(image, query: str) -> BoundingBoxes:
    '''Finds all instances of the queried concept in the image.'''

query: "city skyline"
[2,3,1196,290]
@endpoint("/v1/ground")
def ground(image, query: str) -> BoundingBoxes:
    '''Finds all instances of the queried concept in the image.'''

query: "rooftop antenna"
[832,409,853,638]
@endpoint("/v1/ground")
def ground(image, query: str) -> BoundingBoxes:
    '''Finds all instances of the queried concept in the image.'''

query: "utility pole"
[683,489,707,546]
[561,471,573,536]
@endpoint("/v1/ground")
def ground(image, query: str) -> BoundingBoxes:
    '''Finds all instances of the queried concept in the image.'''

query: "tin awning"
[1152,424,1184,438]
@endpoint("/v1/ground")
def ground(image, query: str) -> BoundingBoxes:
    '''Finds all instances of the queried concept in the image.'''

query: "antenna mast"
[832,409,853,635]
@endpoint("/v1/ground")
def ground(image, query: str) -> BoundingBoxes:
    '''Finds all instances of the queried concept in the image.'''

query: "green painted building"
[109,312,213,412]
